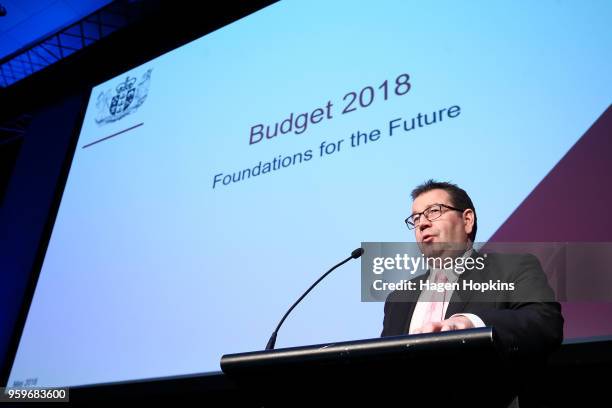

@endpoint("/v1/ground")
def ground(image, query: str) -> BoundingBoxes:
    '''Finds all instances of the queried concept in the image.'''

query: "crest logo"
[95,69,152,125]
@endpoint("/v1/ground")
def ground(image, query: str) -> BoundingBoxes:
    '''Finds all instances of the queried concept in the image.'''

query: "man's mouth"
[422,234,435,243]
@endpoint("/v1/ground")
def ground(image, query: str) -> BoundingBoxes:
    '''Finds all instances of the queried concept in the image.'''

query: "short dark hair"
[411,179,477,242]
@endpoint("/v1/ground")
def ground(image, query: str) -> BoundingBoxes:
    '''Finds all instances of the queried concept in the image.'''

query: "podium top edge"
[220,327,495,373]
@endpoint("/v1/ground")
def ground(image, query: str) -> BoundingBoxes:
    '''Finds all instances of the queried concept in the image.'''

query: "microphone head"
[351,247,364,259]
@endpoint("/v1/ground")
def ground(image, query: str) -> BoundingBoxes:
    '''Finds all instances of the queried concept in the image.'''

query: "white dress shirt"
[408,249,485,334]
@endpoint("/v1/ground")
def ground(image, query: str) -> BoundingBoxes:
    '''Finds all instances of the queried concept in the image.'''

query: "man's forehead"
[411,189,451,212]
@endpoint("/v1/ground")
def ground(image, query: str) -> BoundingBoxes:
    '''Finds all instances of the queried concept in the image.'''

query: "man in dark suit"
[381,180,563,357]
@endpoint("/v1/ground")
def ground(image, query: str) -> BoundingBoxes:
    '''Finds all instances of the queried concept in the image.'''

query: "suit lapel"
[445,250,487,318]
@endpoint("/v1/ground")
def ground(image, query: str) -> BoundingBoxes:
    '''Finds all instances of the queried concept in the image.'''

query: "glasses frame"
[405,203,465,230]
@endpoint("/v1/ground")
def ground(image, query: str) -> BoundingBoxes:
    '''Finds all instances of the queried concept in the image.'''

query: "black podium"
[221,328,520,407]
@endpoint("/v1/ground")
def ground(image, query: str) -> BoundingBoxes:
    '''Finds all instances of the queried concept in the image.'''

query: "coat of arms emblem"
[95,69,152,125]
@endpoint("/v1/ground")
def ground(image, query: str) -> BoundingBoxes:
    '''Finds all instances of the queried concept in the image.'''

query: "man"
[381,180,563,357]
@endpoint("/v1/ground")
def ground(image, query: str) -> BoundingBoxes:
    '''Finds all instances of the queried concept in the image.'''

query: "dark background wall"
[0,92,85,377]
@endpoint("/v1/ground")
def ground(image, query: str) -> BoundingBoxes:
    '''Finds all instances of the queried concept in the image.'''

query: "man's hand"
[413,315,474,334]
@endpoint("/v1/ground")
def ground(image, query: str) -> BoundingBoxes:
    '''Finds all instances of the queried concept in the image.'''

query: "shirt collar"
[430,247,473,283]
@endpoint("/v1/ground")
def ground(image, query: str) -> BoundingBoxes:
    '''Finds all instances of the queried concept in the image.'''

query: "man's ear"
[463,209,475,236]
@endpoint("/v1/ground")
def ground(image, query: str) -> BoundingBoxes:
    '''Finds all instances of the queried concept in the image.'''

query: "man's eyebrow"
[410,203,430,215]
[408,207,427,218]
[410,203,439,217]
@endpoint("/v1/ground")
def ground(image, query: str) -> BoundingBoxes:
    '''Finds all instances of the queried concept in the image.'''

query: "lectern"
[221,328,519,407]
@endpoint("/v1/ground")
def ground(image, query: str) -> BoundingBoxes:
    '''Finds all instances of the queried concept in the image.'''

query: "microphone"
[265,247,364,350]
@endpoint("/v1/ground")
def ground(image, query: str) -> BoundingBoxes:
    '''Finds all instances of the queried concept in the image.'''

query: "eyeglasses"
[405,203,464,230]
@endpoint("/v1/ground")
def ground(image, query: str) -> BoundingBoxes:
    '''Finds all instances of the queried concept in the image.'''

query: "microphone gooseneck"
[265,247,364,350]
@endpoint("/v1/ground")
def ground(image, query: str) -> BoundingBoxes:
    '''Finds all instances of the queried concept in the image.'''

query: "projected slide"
[8,0,612,387]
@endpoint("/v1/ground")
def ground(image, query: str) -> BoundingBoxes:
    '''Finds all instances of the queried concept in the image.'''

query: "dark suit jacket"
[381,251,564,356]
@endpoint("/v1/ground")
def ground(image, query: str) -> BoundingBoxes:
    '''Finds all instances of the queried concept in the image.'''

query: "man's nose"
[418,216,432,232]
